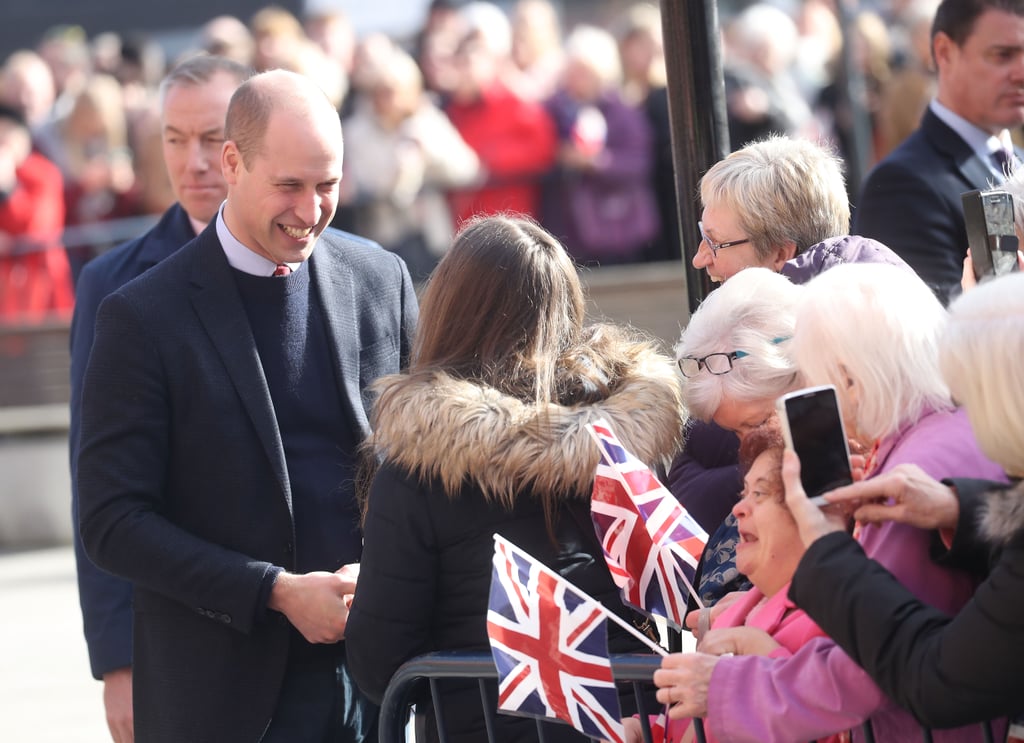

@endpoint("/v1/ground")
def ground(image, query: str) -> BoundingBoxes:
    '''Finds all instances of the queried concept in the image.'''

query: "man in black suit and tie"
[854,0,1024,305]
[69,54,251,743]
[77,68,418,742]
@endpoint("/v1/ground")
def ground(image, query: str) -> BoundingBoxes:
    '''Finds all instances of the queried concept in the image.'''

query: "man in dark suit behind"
[853,0,1024,305]
[69,53,251,743]
[77,68,418,742]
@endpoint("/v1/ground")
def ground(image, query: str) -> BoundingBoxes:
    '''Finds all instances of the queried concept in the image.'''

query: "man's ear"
[221,141,241,184]
[770,240,798,271]
[932,31,954,70]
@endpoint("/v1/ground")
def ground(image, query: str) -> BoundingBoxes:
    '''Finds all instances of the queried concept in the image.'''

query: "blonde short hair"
[793,263,951,441]
[699,136,849,259]
[564,25,622,89]
[675,268,802,421]
[940,272,1024,474]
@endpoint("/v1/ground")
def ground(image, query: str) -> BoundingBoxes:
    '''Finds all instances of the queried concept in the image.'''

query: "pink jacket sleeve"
[707,637,884,742]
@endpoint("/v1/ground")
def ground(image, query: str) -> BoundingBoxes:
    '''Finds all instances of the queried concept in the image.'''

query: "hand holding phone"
[776,385,854,507]
[962,188,1020,280]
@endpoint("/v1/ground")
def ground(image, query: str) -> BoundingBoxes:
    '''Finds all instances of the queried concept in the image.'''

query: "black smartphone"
[776,385,854,506]
[962,188,1020,280]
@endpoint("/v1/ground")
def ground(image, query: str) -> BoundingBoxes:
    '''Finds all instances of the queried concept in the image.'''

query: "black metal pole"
[660,0,730,314]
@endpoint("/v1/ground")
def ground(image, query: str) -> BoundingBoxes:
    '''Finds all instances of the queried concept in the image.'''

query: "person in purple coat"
[541,25,659,265]
[668,136,910,607]
[655,264,1007,742]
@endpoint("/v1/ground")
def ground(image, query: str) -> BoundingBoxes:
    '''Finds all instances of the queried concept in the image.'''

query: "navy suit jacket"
[69,203,195,679]
[854,108,1020,305]
[77,223,417,743]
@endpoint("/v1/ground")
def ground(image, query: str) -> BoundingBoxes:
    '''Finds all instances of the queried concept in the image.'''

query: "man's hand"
[268,569,357,644]
[102,667,133,743]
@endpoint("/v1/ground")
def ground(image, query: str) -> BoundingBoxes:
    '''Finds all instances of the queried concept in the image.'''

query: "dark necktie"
[993,147,1014,177]
[272,264,291,277]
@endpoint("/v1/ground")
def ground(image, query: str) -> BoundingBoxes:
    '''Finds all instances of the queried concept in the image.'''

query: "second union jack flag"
[487,534,625,743]
[587,419,709,626]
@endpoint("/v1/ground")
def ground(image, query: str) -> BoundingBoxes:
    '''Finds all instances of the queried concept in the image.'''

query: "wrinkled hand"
[684,591,745,640]
[698,626,780,657]
[269,570,357,643]
[653,652,719,719]
[102,667,133,743]
[822,464,960,530]
[782,450,849,547]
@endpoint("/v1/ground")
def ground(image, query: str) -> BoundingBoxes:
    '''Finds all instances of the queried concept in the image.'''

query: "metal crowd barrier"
[377,651,1001,743]
[378,651,670,743]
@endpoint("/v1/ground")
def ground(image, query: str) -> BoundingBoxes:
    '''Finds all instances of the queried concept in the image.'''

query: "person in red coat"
[444,2,557,225]
[0,103,70,322]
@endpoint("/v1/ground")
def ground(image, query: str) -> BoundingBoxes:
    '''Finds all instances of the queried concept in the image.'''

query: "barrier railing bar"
[633,680,655,743]
[427,677,450,743]
[477,678,499,741]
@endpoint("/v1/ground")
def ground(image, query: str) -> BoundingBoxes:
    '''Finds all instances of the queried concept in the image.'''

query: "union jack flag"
[487,534,626,743]
[587,420,709,627]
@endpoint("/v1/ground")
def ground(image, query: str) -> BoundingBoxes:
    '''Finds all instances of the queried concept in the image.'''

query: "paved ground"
[0,546,109,742]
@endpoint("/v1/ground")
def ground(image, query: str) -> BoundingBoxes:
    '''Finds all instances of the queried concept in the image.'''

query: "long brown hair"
[413,214,587,407]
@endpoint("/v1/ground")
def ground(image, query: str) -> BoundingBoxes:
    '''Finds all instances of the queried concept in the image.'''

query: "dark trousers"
[261,646,378,743]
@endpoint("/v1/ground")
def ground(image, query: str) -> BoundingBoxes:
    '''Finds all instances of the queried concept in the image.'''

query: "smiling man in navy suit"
[77,69,417,743]
[69,53,252,743]
[854,0,1024,305]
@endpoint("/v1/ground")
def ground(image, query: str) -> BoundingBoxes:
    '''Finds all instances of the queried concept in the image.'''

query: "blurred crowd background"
[0,0,940,329]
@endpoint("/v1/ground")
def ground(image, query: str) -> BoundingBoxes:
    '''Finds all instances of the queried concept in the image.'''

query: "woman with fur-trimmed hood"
[345,214,686,742]
[782,272,1024,729]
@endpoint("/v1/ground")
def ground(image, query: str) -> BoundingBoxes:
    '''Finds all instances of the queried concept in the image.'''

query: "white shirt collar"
[187,214,207,239]
[215,203,303,277]
[929,99,1011,180]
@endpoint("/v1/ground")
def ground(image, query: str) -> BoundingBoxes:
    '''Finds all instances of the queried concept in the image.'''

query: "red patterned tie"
[272,264,291,277]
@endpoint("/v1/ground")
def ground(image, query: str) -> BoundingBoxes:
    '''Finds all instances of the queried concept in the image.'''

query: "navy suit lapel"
[187,227,292,503]
[309,246,369,439]
[138,204,196,270]
[921,108,1000,190]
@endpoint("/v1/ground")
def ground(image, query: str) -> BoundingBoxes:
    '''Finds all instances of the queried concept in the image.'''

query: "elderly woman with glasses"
[623,421,846,743]
[783,272,1024,728]
[668,135,907,543]
[658,263,1006,742]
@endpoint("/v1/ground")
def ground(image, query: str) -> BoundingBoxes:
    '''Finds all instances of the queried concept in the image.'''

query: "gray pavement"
[0,546,110,742]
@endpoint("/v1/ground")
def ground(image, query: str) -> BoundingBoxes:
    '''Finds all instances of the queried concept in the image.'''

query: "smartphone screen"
[777,385,854,500]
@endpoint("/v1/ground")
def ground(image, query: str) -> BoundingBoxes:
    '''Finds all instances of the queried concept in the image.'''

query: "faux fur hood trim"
[979,479,1024,544]
[367,344,686,505]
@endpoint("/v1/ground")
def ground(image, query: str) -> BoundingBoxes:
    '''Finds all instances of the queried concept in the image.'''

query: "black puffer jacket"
[346,342,685,742]
[790,478,1024,728]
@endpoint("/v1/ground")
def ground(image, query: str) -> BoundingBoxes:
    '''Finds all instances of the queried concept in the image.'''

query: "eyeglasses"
[677,351,748,377]
[677,336,790,378]
[698,221,751,257]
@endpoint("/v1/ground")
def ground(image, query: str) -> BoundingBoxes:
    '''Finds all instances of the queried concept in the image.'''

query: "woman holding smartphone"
[657,264,1006,741]
[783,271,1024,728]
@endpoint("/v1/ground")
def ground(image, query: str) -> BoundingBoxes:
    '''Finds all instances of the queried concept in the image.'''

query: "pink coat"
[665,585,845,743]
[705,407,1007,742]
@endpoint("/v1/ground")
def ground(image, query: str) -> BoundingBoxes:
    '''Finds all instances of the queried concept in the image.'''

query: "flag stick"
[493,534,668,657]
